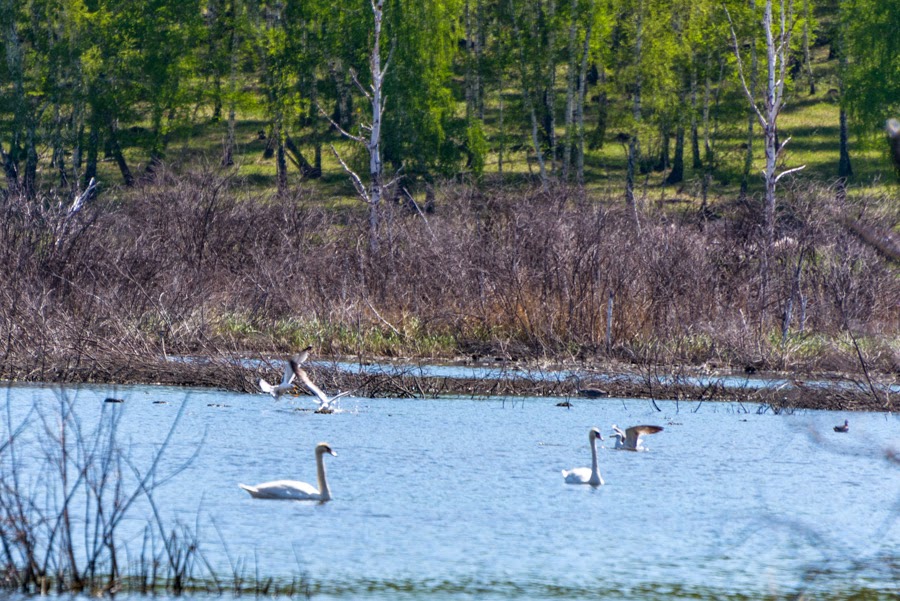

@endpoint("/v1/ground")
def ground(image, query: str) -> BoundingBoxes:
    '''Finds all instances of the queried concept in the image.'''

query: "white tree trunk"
[726,0,805,317]
[625,0,643,232]
[575,6,593,186]
[368,0,385,213]
[323,0,389,253]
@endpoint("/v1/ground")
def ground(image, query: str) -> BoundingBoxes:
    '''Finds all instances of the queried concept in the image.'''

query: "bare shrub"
[0,390,202,594]
[0,168,897,385]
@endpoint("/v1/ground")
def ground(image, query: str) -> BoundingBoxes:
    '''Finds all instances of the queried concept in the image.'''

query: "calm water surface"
[2,382,897,599]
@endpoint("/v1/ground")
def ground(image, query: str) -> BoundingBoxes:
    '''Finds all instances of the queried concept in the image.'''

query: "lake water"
[1,382,897,600]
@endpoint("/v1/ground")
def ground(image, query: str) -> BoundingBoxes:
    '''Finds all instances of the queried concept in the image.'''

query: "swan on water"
[290,361,351,413]
[611,424,663,451]
[562,427,605,486]
[239,442,336,501]
[834,419,849,433]
[259,346,312,398]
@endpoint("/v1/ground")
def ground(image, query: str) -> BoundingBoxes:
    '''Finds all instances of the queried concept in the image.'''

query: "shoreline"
[1,354,895,413]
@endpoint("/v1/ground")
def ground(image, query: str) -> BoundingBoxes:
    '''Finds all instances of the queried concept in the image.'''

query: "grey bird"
[611,424,664,451]
[259,346,313,398]
[290,361,351,413]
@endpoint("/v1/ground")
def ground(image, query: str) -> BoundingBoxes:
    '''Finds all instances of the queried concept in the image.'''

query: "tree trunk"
[690,68,701,169]
[285,134,321,178]
[107,120,134,187]
[734,0,802,318]
[837,46,852,178]
[24,120,37,195]
[509,3,548,190]
[802,0,815,95]
[838,106,852,178]
[464,0,486,178]
[590,66,608,150]
[562,0,579,181]
[655,125,670,172]
[84,112,99,188]
[329,60,353,130]
[625,1,643,232]
[222,0,240,167]
[575,7,593,185]
[666,125,684,185]
[741,0,759,196]
[310,81,322,174]
[3,10,26,193]
[498,69,505,174]
[366,0,388,252]
[1,140,17,190]
[543,0,558,172]
[475,0,485,119]
[274,117,287,193]
[528,100,550,191]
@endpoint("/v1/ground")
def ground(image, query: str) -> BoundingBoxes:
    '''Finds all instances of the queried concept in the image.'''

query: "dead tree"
[726,0,805,317]
[322,0,389,253]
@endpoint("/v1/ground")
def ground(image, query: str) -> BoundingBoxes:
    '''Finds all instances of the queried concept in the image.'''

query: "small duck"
[833,419,849,433]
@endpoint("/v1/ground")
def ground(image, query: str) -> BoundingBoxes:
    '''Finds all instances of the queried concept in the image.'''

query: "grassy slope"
[91,39,898,208]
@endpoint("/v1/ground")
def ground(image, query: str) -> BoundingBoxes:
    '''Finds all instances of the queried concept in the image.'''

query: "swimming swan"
[611,424,663,451]
[259,346,312,398]
[239,442,336,501]
[562,427,604,486]
[290,361,351,413]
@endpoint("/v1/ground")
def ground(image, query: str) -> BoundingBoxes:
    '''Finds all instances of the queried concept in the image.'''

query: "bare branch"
[774,165,806,183]
[724,5,766,127]
[349,68,372,102]
[363,295,403,340]
[328,144,370,203]
[316,103,364,144]
[402,187,438,242]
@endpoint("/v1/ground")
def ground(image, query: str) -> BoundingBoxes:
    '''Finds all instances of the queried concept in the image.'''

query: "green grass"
[78,41,899,210]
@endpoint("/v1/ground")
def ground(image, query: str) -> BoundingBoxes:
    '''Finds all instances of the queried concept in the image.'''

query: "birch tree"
[326,0,389,252]
[726,0,805,310]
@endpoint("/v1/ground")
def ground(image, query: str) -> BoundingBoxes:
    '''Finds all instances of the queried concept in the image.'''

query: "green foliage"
[842,0,900,131]
[0,0,898,192]
[466,119,489,177]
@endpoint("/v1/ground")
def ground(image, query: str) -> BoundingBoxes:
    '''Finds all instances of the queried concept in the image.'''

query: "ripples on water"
[1,382,897,600]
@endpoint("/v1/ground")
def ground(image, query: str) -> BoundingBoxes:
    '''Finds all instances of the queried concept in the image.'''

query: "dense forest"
[0,0,898,398]
[1,0,899,195]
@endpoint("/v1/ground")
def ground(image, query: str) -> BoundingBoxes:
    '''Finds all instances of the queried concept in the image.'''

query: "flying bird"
[611,424,663,451]
[290,360,351,413]
[259,346,312,398]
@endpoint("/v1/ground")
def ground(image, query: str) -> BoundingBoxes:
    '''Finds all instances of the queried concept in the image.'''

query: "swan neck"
[590,435,599,477]
[315,450,331,500]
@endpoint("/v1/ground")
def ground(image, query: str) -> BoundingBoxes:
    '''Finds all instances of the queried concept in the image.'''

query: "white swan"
[562,427,604,486]
[290,362,351,413]
[611,424,663,451]
[259,346,312,398]
[239,442,336,501]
